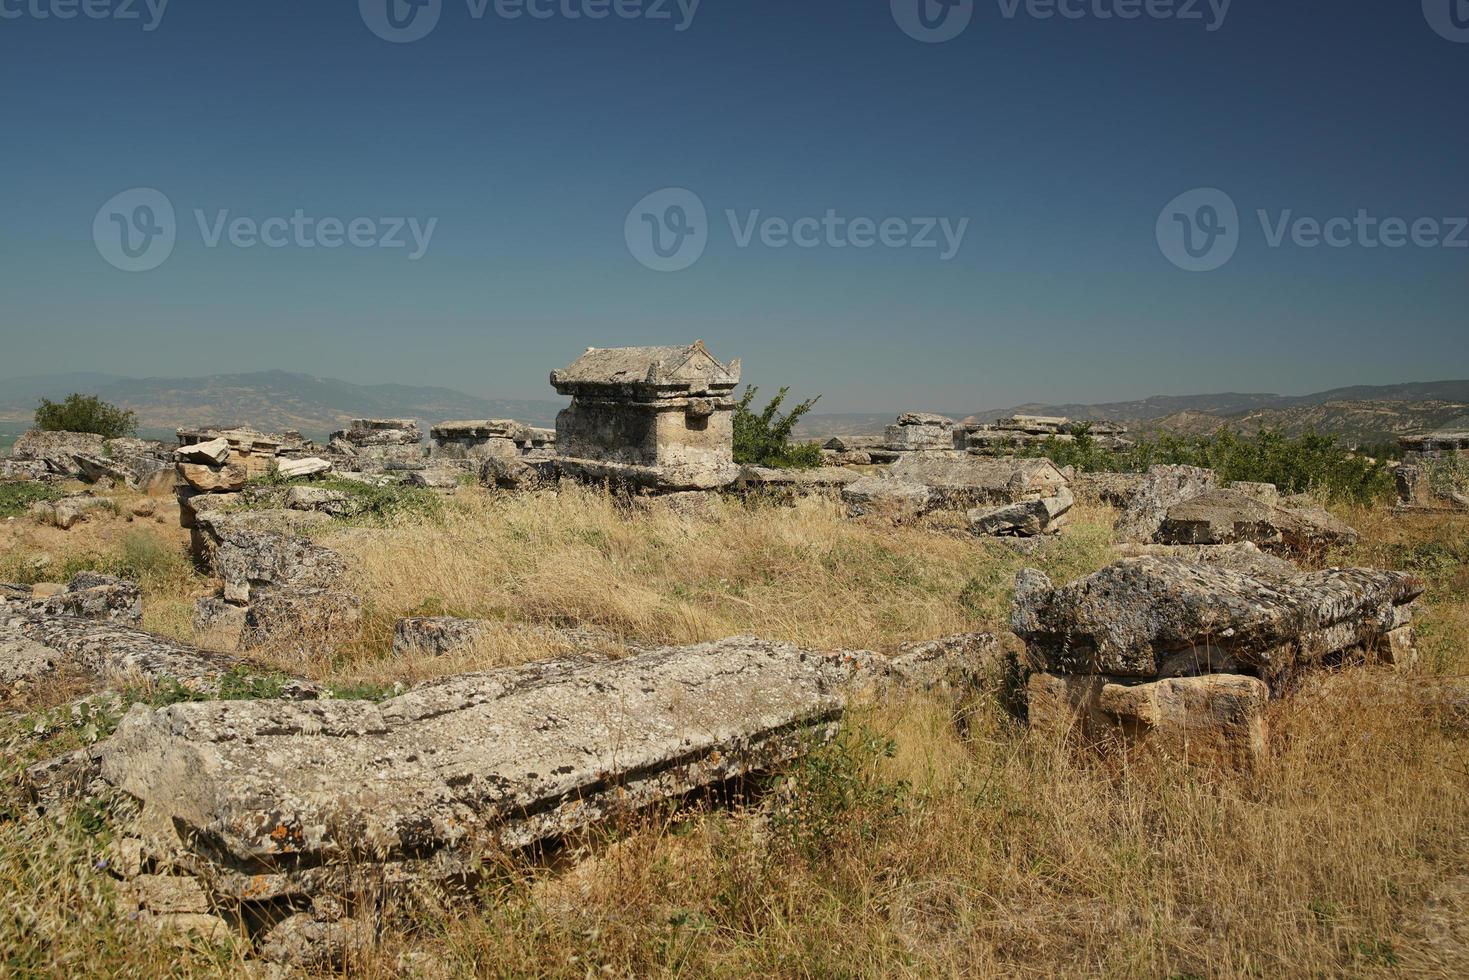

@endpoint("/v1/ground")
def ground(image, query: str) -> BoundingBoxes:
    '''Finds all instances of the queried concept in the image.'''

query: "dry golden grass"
[299,487,1116,688]
[1,486,1467,978]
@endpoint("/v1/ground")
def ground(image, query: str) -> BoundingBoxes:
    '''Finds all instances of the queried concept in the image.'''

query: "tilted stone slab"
[1155,488,1358,552]
[97,638,860,891]
[1113,464,1216,543]
[1011,557,1423,685]
[0,605,293,694]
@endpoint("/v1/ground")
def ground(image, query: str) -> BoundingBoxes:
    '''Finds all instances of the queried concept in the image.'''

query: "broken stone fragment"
[175,437,231,465]
[177,462,248,493]
[392,616,488,657]
[1155,488,1358,553]
[479,453,554,491]
[192,510,342,602]
[276,456,333,479]
[244,588,362,650]
[884,413,954,451]
[9,429,107,477]
[71,452,140,489]
[841,476,933,518]
[0,635,59,683]
[284,485,357,517]
[888,453,1069,510]
[968,487,1074,537]
[1,604,286,694]
[32,572,143,625]
[1011,558,1422,687]
[31,495,113,530]
[405,468,463,490]
[1027,671,1270,768]
[1113,464,1217,543]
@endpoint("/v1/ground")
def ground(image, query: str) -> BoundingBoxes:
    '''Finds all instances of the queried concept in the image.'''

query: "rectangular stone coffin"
[1011,557,1423,685]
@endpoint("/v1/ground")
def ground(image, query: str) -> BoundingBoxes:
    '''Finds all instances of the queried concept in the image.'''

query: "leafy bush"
[732,386,823,469]
[1018,428,1395,505]
[34,394,136,438]
[0,482,61,519]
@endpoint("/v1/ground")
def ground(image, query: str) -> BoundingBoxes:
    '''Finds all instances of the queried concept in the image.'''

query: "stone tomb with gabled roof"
[550,341,742,491]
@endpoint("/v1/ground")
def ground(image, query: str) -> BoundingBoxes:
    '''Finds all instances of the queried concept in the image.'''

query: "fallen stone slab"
[178,462,248,494]
[29,572,143,625]
[1027,671,1270,767]
[888,453,1069,509]
[0,605,300,695]
[93,633,999,954]
[192,510,341,603]
[1012,557,1422,687]
[392,616,489,657]
[735,466,859,493]
[276,456,333,480]
[175,437,231,465]
[1,635,60,684]
[480,454,555,491]
[10,430,106,477]
[72,452,140,490]
[31,495,113,529]
[841,476,933,518]
[1155,488,1358,553]
[968,487,1074,537]
[405,468,464,490]
[284,486,358,517]
[1114,541,1301,581]
[1113,464,1217,543]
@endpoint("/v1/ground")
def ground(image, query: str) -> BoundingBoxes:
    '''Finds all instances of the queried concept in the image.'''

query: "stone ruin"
[960,414,1132,455]
[1013,548,1423,766]
[429,419,555,464]
[551,341,742,491]
[1393,427,1469,513]
[327,418,425,473]
[1,594,997,964]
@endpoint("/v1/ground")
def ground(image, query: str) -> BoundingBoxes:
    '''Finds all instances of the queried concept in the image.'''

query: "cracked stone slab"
[1011,557,1423,685]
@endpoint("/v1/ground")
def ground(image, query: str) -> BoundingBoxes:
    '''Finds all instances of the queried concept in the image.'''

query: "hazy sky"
[1,2,1465,412]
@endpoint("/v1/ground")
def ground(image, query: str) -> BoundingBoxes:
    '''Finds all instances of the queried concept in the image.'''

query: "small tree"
[732,386,823,469]
[34,394,137,439]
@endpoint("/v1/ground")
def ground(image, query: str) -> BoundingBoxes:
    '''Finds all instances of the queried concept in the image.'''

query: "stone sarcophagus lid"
[551,341,742,490]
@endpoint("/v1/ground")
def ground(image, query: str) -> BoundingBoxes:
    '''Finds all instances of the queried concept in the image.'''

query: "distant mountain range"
[0,370,564,440]
[1,372,1465,450]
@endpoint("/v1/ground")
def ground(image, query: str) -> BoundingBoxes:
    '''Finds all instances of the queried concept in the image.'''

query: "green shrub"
[1018,428,1395,506]
[0,482,61,519]
[34,394,136,438]
[732,386,823,469]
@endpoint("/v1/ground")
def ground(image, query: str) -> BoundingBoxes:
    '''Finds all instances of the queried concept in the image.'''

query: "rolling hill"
[0,371,564,440]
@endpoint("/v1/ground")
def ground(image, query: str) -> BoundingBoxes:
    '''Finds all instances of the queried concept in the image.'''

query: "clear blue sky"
[1,1,1465,413]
